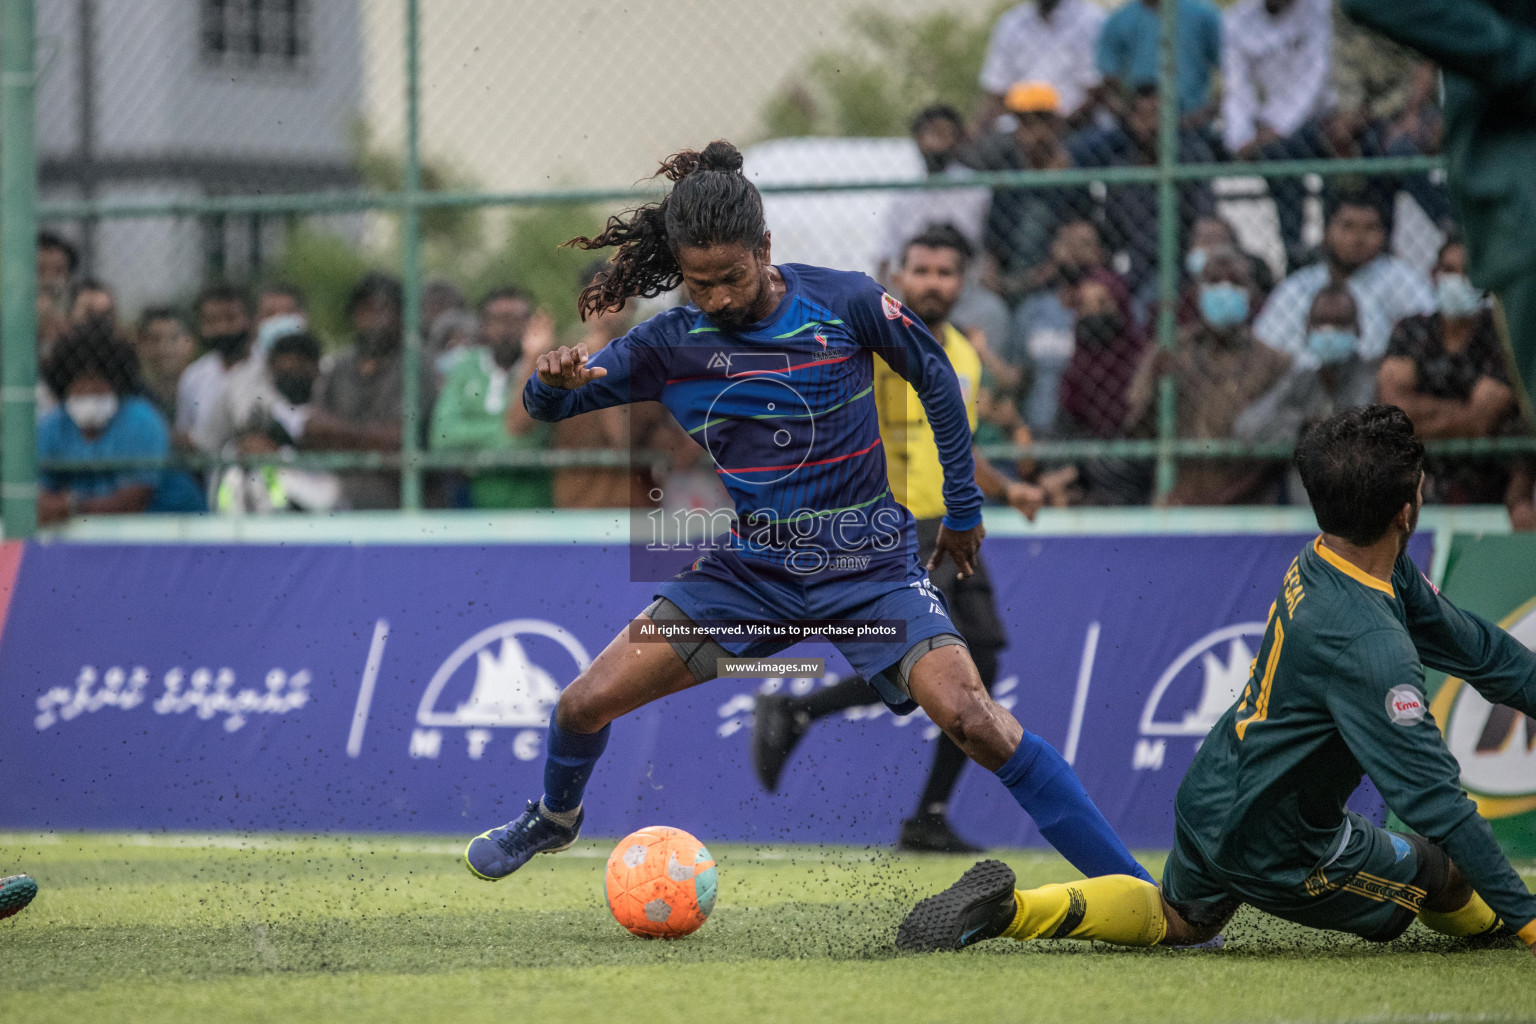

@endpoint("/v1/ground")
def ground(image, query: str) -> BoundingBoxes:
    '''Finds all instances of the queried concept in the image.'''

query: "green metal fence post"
[399,0,424,511]
[0,0,37,538]
[1153,0,1180,502]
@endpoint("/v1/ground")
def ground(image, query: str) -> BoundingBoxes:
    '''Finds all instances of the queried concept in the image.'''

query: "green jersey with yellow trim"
[1173,536,1536,936]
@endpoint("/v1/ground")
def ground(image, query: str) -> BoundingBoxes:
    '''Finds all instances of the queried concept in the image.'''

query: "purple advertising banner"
[0,533,1428,848]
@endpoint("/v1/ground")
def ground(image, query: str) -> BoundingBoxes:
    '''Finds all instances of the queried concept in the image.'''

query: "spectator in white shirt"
[876,105,990,281]
[1222,0,1336,271]
[176,283,257,452]
[975,0,1105,131]
[1253,191,1435,368]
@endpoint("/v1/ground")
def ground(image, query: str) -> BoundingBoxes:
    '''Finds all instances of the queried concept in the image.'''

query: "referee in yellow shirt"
[753,223,1045,852]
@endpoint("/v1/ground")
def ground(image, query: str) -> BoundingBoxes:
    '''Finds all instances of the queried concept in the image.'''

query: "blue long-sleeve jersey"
[524,264,984,568]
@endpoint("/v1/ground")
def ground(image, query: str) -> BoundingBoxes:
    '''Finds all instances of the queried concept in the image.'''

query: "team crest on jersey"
[881,293,906,322]
[1385,685,1426,726]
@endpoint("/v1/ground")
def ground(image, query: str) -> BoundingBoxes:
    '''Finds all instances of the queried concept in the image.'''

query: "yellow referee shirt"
[874,321,981,521]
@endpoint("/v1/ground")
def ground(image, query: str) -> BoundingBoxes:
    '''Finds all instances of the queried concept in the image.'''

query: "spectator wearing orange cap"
[962,81,1094,304]
[976,0,1106,132]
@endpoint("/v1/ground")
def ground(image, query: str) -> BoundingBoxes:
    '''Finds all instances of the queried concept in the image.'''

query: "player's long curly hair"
[565,140,766,320]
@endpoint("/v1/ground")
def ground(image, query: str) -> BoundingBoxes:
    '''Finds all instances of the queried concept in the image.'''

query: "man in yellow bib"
[754,223,1046,852]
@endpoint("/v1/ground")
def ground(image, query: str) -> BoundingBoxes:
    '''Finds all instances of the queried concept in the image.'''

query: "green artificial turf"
[0,832,1531,1024]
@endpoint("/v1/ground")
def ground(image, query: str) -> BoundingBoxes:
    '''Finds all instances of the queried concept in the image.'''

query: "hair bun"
[698,140,743,174]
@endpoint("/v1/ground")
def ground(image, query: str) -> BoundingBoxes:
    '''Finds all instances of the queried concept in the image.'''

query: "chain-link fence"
[5,0,1535,535]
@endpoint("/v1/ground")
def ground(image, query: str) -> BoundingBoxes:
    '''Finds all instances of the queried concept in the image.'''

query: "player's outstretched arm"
[1397,555,1536,716]
[1326,631,1536,949]
[522,328,656,424]
[850,280,985,545]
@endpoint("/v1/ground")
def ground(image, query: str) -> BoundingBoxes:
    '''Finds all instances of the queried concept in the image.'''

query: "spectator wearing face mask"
[987,219,1110,437]
[37,320,204,525]
[200,316,313,458]
[304,271,438,510]
[1182,215,1276,315]
[430,286,558,509]
[210,332,341,515]
[966,81,1091,303]
[1039,270,1153,506]
[878,106,991,282]
[1377,238,1521,505]
[178,283,257,453]
[1236,283,1378,498]
[1253,191,1434,366]
[1125,247,1292,504]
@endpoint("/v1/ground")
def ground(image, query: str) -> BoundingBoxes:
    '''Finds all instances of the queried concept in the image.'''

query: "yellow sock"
[1418,893,1502,938]
[1001,874,1167,947]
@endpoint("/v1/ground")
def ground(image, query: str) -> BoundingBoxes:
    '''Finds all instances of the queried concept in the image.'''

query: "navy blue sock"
[995,731,1153,883]
[542,721,610,812]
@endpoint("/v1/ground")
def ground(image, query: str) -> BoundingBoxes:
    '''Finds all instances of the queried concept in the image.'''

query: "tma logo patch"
[1432,596,1536,818]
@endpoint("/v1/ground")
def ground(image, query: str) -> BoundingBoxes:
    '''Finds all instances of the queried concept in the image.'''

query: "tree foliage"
[761,4,1007,139]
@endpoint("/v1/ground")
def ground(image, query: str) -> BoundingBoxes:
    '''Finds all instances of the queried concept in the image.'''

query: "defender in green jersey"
[896,406,1536,956]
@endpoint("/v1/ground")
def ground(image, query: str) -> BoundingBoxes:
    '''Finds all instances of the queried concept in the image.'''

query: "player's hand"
[1004,480,1045,522]
[537,343,608,390]
[928,523,984,580]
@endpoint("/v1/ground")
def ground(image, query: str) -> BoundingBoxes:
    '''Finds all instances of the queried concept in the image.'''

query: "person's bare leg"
[464,612,709,880]
[1160,897,1233,947]
[555,612,706,734]
[906,643,1151,882]
[905,644,1019,770]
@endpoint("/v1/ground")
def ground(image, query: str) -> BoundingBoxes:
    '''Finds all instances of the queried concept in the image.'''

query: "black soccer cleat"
[898,812,984,854]
[896,859,1018,952]
[752,693,809,792]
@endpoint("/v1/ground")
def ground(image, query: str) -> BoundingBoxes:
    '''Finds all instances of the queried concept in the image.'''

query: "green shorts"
[1162,812,1449,942]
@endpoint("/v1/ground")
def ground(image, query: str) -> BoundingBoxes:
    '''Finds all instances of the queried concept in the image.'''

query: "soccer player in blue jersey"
[463,141,1151,887]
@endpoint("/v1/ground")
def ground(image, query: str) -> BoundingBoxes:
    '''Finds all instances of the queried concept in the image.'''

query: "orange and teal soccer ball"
[604,826,717,938]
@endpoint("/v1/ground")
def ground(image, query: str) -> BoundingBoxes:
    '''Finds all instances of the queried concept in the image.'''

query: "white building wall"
[92,0,362,162]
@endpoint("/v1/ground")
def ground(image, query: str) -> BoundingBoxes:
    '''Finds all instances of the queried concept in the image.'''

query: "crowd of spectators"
[27,0,1535,526]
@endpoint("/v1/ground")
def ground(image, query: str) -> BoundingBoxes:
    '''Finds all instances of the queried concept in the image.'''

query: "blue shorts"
[652,544,963,714]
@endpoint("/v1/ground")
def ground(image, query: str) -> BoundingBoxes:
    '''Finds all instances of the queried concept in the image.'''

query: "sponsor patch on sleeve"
[1385,684,1427,726]
[881,292,904,320]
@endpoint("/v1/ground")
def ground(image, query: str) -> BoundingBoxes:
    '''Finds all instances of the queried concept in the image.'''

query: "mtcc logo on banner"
[406,619,590,763]
[1135,622,1269,770]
